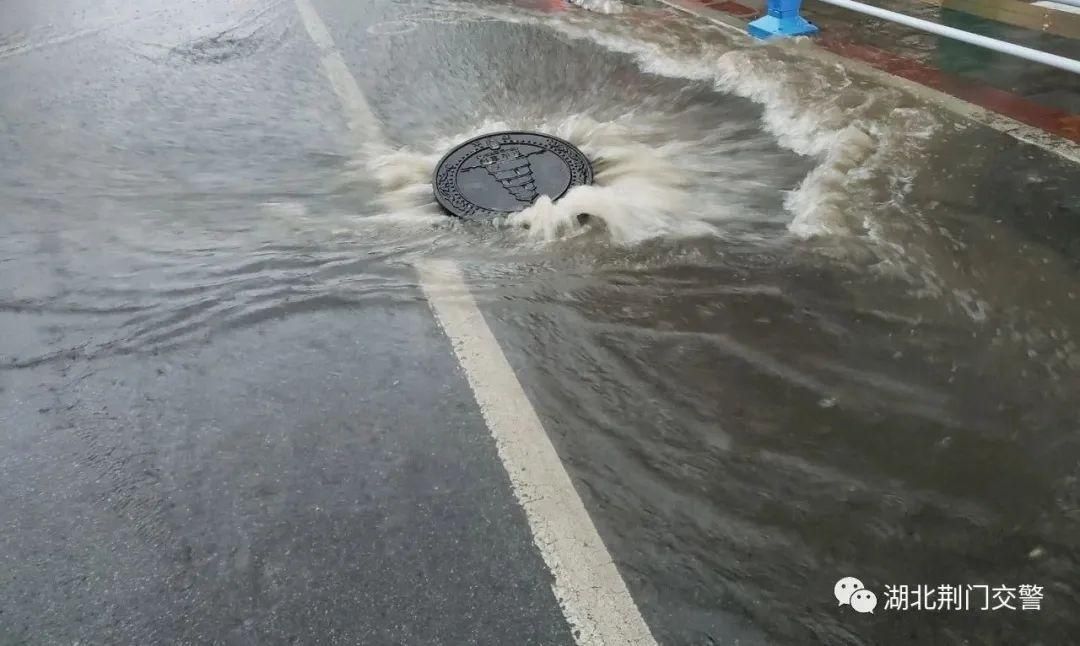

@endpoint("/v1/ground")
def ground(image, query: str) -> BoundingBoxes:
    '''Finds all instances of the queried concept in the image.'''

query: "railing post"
[748,0,819,39]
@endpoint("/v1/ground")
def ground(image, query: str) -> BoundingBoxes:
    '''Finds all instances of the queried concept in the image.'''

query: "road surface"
[2,0,1079,643]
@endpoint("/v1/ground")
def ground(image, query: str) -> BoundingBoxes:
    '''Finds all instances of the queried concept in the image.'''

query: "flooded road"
[2,0,1079,643]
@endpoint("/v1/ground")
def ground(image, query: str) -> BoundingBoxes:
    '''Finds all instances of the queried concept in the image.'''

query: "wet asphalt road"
[4,0,1080,644]
[0,309,575,644]
[0,0,575,643]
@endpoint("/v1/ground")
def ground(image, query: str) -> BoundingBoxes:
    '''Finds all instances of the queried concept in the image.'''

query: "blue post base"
[747,14,819,39]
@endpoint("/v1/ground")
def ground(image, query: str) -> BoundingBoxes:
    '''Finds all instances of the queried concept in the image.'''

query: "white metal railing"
[1038,0,1080,9]
[815,0,1080,74]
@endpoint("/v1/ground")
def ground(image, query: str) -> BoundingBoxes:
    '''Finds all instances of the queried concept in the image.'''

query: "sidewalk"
[806,0,1079,109]
[665,0,1080,143]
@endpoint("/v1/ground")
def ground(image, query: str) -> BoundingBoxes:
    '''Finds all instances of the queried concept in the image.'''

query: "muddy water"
[2,0,1079,643]
[364,3,1080,642]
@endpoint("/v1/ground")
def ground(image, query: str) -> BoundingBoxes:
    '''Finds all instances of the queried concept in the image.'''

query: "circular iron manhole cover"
[432,131,594,220]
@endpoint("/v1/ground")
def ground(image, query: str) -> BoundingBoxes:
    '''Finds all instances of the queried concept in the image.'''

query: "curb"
[656,0,1080,159]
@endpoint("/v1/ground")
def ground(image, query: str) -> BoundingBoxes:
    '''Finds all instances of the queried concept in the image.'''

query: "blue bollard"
[747,0,818,39]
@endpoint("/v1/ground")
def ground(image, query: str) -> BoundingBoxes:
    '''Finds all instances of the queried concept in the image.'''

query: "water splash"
[569,0,626,15]
[365,114,718,244]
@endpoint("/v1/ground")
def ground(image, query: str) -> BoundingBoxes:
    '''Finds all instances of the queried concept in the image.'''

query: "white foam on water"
[498,10,942,241]
[365,115,718,244]
[362,4,947,257]
[568,0,627,15]
[444,6,1034,330]
[367,145,445,213]
[443,3,1080,365]
[510,116,716,243]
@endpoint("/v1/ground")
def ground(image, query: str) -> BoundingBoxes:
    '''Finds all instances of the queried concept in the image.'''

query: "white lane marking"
[418,260,658,646]
[292,1,657,643]
[294,0,383,145]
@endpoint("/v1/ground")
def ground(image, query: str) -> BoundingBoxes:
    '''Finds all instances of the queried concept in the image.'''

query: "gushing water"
[4,1,1080,645]
[368,115,719,243]
[360,0,945,255]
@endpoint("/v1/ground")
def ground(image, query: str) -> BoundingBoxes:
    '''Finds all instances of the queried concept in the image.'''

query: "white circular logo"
[834,576,864,606]
[850,589,878,614]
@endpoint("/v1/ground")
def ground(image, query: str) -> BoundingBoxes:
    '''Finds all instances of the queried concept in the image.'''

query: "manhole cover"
[432,131,594,220]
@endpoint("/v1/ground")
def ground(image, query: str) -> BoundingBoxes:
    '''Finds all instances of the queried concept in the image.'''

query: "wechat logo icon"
[835,576,878,614]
